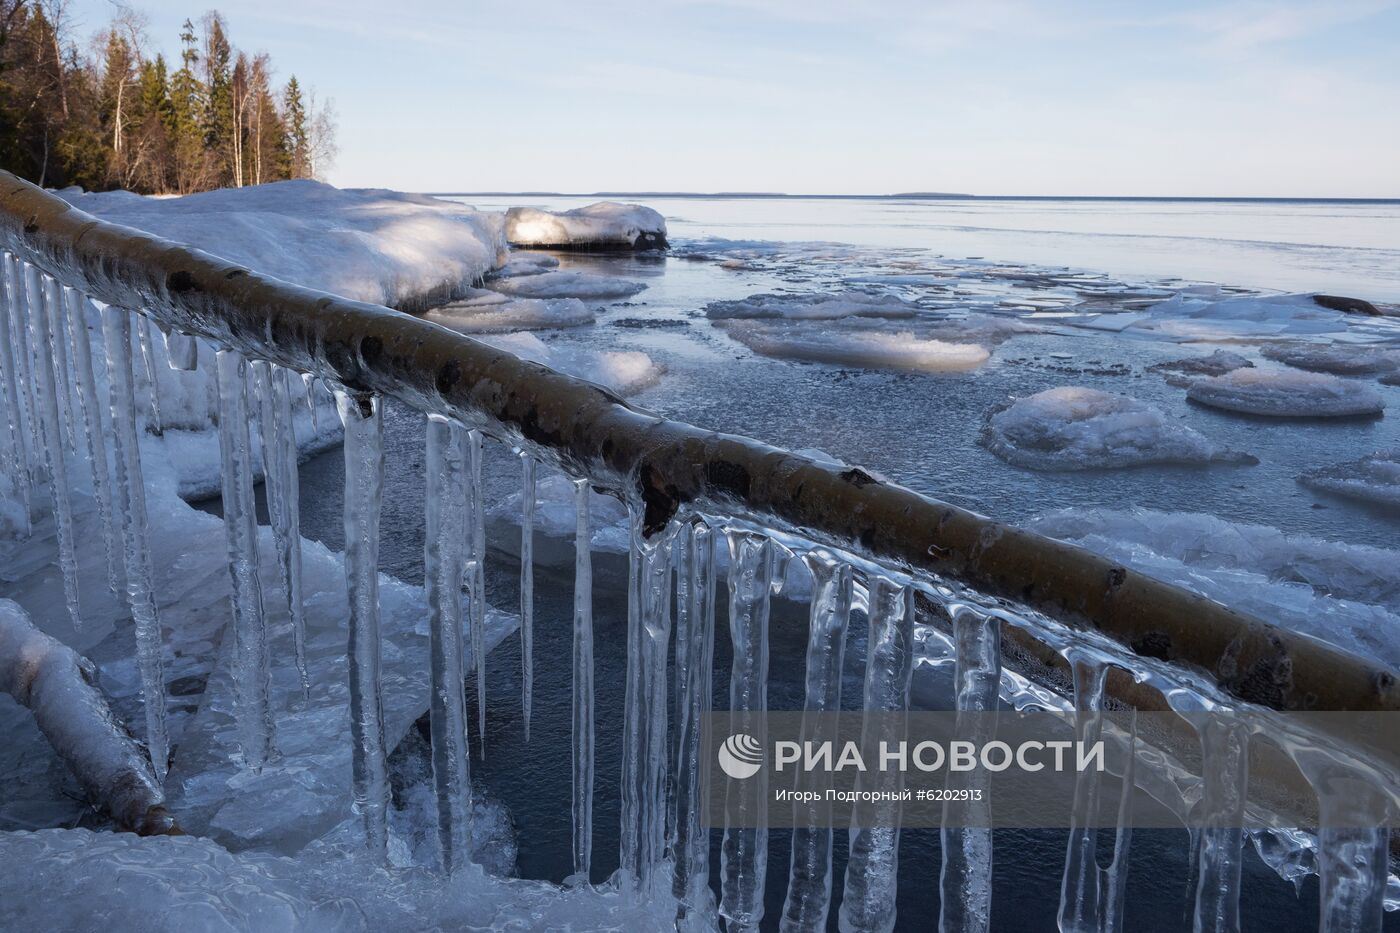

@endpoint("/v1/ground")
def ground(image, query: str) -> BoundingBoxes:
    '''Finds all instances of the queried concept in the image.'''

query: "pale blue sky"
[67,0,1400,196]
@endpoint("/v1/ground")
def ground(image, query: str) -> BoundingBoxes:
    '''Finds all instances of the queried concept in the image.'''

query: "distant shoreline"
[426,192,1400,204]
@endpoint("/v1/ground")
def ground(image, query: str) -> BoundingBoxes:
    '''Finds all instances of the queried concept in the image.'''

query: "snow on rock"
[1260,343,1399,376]
[1028,508,1400,667]
[478,332,661,395]
[424,290,595,334]
[56,181,509,311]
[1186,368,1385,418]
[983,387,1255,471]
[504,202,668,250]
[0,828,694,932]
[1298,449,1400,508]
[704,291,919,321]
[1148,349,1253,387]
[485,270,647,301]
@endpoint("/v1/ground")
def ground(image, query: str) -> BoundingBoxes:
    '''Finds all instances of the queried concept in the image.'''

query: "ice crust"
[1187,368,1385,418]
[1298,449,1400,508]
[983,387,1254,471]
[1029,508,1400,667]
[55,182,508,309]
[504,202,667,249]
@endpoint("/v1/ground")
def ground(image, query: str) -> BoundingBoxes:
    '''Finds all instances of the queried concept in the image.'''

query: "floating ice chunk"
[490,252,560,278]
[486,271,647,300]
[1260,343,1399,376]
[504,202,667,250]
[1298,449,1400,508]
[724,319,989,373]
[704,291,919,321]
[1148,349,1254,387]
[983,387,1255,471]
[55,181,508,310]
[1110,292,1353,341]
[478,333,661,395]
[1028,508,1400,666]
[425,296,595,333]
[1187,369,1385,418]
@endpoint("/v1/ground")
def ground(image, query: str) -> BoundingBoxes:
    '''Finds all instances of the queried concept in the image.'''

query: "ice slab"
[1187,369,1385,418]
[1260,343,1399,376]
[486,271,647,301]
[477,333,661,396]
[505,203,667,250]
[1298,449,1400,508]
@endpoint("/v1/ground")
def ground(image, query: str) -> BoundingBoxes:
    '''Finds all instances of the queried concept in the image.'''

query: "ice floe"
[486,271,647,300]
[504,202,667,250]
[424,291,595,333]
[1148,349,1254,387]
[704,291,918,321]
[1298,449,1400,508]
[1029,508,1400,666]
[983,387,1255,471]
[1186,368,1385,418]
[1260,343,1399,376]
[478,333,661,395]
[56,181,508,310]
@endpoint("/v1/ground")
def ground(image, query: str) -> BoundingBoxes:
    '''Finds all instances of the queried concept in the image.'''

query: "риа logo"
[718,733,764,779]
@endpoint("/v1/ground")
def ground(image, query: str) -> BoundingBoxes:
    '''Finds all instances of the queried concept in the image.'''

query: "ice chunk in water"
[723,320,990,373]
[1298,449,1400,508]
[486,271,646,300]
[504,203,667,249]
[478,333,662,395]
[983,387,1255,471]
[1187,368,1384,417]
[704,291,919,321]
[425,296,595,333]
[1260,342,1399,376]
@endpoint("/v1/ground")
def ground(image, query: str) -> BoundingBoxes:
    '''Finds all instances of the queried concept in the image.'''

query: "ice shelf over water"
[55,182,508,310]
[984,387,1255,471]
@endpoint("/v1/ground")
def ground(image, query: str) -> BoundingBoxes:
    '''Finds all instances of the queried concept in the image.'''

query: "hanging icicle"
[8,256,43,489]
[720,530,774,933]
[1057,656,1111,933]
[571,476,595,881]
[841,575,914,933]
[100,306,170,784]
[672,520,717,917]
[464,428,487,757]
[336,388,389,859]
[301,372,319,430]
[1306,762,1389,933]
[424,415,472,873]
[781,552,852,933]
[162,329,198,371]
[40,276,80,457]
[0,256,32,534]
[251,362,308,695]
[519,451,534,741]
[135,314,163,434]
[25,264,81,630]
[215,349,275,772]
[65,290,120,599]
[938,606,1002,933]
[1191,710,1249,933]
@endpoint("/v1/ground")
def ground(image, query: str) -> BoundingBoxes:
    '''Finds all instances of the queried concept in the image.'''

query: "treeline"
[0,1,337,194]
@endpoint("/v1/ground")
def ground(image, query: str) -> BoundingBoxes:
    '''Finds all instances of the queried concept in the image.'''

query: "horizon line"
[421,191,1400,203]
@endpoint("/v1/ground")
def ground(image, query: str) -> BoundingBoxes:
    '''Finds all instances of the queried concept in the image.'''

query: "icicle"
[571,476,595,879]
[216,350,275,772]
[41,276,79,456]
[8,256,43,488]
[1099,714,1137,933]
[719,531,774,933]
[162,329,198,371]
[619,502,677,892]
[464,428,487,757]
[1307,764,1389,933]
[519,451,534,741]
[840,576,914,933]
[1057,657,1111,933]
[25,264,82,629]
[938,606,1002,933]
[336,388,389,858]
[100,306,169,783]
[301,372,319,430]
[1191,711,1249,933]
[66,291,120,599]
[672,520,718,915]
[251,362,308,695]
[424,415,472,872]
[0,257,32,533]
[135,313,162,434]
[780,552,852,933]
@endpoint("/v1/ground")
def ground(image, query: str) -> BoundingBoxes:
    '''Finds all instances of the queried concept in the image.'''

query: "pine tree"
[168,18,210,193]
[282,74,308,178]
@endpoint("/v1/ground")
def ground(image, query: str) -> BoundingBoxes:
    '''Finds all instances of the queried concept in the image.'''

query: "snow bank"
[56,181,508,311]
[424,291,595,334]
[486,271,647,300]
[0,828,693,932]
[1028,508,1400,667]
[1187,369,1385,418]
[1298,449,1400,508]
[983,387,1254,471]
[1260,343,1399,376]
[478,333,662,395]
[504,202,668,250]
[704,291,918,321]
